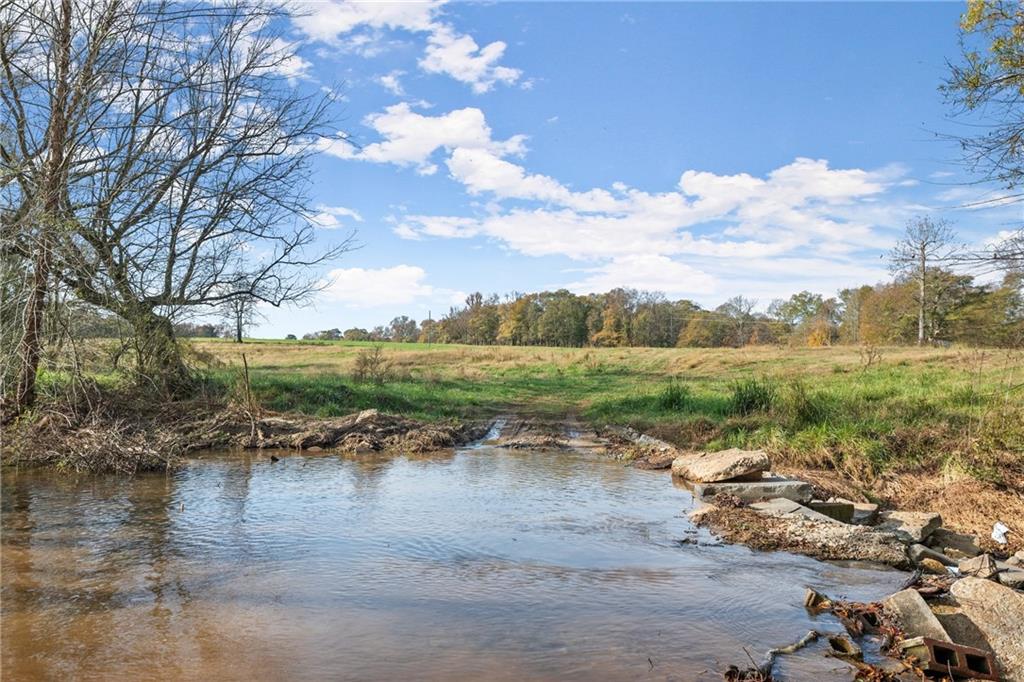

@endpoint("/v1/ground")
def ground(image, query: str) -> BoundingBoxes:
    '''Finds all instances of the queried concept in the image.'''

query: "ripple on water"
[2,447,904,681]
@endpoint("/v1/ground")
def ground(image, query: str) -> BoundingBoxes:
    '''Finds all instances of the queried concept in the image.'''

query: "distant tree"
[221,296,262,344]
[304,328,342,341]
[387,316,419,343]
[343,328,371,341]
[837,286,874,344]
[497,294,540,345]
[677,310,729,348]
[717,296,758,346]
[889,217,958,345]
[285,334,297,341]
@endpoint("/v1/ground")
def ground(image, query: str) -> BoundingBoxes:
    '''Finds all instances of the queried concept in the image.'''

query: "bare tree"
[1,0,353,409]
[943,0,1024,271]
[889,217,957,346]
[222,295,262,343]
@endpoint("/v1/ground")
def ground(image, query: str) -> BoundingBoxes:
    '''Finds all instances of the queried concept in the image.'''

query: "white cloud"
[319,102,526,174]
[335,104,932,302]
[309,204,363,229]
[292,1,521,93]
[320,265,438,307]
[377,70,405,96]
[292,2,441,44]
[419,25,521,93]
[564,255,717,296]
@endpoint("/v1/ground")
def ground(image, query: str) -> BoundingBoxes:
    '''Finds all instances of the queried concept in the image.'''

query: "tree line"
[303,219,1023,349]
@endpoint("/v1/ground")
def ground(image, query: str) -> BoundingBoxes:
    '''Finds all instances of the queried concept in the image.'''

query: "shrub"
[352,346,392,385]
[728,376,778,416]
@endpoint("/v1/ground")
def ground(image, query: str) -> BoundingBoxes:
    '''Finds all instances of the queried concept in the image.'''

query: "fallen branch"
[724,630,821,681]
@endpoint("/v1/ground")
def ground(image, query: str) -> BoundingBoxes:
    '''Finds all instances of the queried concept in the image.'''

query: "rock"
[672,448,769,482]
[687,504,717,524]
[909,543,958,567]
[851,502,879,525]
[998,569,1024,590]
[808,500,854,523]
[671,454,697,477]
[919,558,947,574]
[950,577,1024,681]
[882,588,951,642]
[1006,550,1024,568]
[750,498,841,524]
[960,554,999,581]
[876,511,942,544]
[693,476,813,504]
[927,527,982,558]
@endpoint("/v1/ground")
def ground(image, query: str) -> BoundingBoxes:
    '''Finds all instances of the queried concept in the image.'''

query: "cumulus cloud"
[292,1,520,92]
[333,104,920,299]
[565,255,717,296]
[320,265,442,307]
[319,102,526,174]
[419,25,521,93]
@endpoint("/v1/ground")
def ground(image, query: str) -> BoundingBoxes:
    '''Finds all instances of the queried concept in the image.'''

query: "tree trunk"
[11,242,50,413]
[918,247,926,346]
[7,0,72,416]
[130,308,190,393]
[235,314,243,343]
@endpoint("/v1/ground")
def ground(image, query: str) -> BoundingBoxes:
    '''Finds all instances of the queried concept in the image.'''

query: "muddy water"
[2,448,903,681]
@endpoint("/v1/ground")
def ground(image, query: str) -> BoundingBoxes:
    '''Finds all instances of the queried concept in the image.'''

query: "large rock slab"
[750,498,841,524]
[950,577,1024,681]
[672,448,769,483]
[693,476,812,504]
[882,589,951,642]
[876,511,942,544]
[927,527,982,558]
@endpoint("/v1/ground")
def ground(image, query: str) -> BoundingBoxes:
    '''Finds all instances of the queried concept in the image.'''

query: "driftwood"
[724,630,822,681]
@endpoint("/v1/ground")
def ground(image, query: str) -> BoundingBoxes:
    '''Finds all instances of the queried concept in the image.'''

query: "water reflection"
[2,448,903,680]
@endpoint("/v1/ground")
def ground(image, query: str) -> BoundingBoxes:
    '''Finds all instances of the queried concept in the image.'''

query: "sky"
[253,1,1022,338]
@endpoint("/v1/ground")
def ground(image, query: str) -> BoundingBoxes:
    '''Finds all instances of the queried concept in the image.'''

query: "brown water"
[2,447,904,681]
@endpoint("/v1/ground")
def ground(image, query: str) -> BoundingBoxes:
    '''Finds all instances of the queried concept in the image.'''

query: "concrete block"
[750,498,841,524]
[877,511,942,544]
[898,637,998,681]
[808,501,854,523]
[693,476,813,504]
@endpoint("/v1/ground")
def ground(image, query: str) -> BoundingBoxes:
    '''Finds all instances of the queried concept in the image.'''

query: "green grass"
[187,340,1023,481]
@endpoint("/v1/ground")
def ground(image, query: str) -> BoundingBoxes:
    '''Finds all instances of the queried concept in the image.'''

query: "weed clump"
[658,380,692,411]
[728,377,778,416]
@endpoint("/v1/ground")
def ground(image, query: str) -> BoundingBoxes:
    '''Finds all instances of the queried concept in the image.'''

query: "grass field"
[192,339,1023,484]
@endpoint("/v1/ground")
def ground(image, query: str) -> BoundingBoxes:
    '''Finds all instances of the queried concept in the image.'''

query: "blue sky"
[254,1,1020,337]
